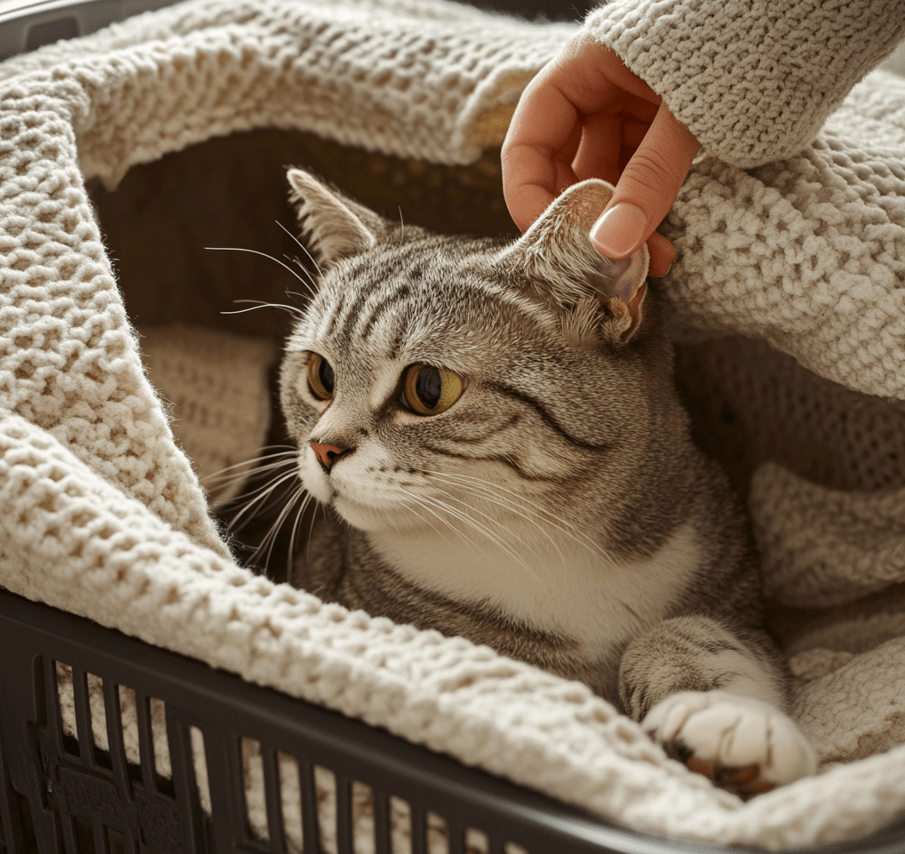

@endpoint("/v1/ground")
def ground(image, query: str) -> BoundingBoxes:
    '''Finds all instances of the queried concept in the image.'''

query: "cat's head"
[279,168,679,545]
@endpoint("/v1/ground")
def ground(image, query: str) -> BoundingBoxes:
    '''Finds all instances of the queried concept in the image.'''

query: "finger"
[614,121,649,173]
[502,38,645,232]
[590,103,700,258]
[647,232,675,277]
[501,132,579,232]
[558,120,584,186]
[572,113,622,185]
[501,79,581,231]
[620,119,649,150]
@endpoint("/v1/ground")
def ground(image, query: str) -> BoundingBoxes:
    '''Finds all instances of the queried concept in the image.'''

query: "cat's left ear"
[497,179,650,343]
[287,168,385,267]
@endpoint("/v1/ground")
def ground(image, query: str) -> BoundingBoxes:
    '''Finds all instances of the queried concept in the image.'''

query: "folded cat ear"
[286,168,382,267]
[497,179,650,343]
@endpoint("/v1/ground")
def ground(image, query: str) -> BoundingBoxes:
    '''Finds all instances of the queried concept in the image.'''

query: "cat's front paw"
[642,690,817,798]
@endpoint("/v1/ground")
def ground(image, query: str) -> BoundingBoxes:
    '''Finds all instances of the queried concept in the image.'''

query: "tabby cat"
[277,167,817,796]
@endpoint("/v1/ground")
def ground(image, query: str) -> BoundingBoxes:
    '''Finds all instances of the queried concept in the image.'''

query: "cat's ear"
[286,168,383,266]
[497,179,650,343]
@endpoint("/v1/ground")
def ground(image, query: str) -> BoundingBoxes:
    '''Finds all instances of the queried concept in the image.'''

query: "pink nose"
[309,441,347,471]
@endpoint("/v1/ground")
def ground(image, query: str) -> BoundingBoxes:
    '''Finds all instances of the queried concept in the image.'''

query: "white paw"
[643,690,817,797]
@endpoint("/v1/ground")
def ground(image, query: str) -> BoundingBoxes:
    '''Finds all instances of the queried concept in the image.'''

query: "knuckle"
[622,148,681,193]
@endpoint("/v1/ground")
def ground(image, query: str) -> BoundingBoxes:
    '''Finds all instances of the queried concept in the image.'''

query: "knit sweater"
[0,0,904,849]
[586,0,905,167]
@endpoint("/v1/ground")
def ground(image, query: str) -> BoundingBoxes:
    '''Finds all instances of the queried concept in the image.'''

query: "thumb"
[590,103,700,259]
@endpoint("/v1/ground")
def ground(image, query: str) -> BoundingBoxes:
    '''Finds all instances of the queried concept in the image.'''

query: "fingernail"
[590,203,648,258]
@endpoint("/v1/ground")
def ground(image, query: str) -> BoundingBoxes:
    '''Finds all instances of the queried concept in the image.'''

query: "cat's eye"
[307,352,335,400]
[401,364,464,416]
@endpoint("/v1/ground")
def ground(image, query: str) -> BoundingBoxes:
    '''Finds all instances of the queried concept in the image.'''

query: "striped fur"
[277,170,816,794]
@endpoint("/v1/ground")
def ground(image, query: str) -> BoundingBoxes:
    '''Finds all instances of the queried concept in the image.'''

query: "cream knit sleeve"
[583,0,905,167]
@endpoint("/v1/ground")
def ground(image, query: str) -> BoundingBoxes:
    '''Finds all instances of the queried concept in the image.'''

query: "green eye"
[307,353,335,400]
[401,364,464,416]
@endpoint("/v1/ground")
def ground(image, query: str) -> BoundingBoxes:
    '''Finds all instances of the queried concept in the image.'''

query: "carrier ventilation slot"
[44,659,525,854]
[45,660,186,854]
[243,756,505,854]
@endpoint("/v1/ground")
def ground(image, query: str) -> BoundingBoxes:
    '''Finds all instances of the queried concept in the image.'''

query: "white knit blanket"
[1,0,904,848]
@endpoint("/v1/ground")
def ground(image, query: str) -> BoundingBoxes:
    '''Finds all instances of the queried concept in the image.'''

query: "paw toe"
[644,691,816,796]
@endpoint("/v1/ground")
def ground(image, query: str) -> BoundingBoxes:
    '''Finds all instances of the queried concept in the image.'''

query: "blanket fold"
[1,0,904,848]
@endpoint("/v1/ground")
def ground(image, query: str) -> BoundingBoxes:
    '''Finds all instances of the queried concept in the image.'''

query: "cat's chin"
[332,495,420,534]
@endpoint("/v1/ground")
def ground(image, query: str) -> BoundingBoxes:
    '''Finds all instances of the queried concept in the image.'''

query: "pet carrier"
[1,0,905,852]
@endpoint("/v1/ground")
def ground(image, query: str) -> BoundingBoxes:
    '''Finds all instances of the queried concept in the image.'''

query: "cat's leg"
[618,614,817,797]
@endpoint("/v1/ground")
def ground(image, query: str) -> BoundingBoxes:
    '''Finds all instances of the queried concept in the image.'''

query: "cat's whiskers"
[211,455,297,498]
[205,453,299,493]
[204,448,297,483]
[389,482,475,542]
[400,488,536,579]
[285,489,316,585]
[222,300,305,318]
[394,492,474,551]
[274,219,324,280]
[226,470,301,531]
[205,245,317,298]
[401,492,528,576]
[424,469,609,564]
[254,482,308,574]
[421,473,570,565]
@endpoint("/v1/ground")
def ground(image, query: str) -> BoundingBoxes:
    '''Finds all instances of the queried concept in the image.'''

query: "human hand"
[501,34,700,277]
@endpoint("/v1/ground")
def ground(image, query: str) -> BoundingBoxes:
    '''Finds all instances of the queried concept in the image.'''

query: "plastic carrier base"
[1,588,904,854]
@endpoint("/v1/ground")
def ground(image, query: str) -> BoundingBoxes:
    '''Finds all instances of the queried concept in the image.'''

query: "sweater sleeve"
[583,0,905,168]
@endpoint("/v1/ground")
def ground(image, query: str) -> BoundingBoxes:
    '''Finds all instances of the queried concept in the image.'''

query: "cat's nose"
[309,440,350,472]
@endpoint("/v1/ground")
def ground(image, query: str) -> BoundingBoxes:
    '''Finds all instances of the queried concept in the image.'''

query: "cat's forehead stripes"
[311,243,552,366]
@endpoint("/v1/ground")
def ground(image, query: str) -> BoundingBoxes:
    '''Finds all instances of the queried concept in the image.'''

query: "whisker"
[396,491,482,553]
[221,299,305,317]
[227,470,301,531]
[204,451,297,485]
[274,220,323,279]
[209,458,296,498]
[396,492,467,546]
[408,490,533,575]
[425,464,593,542]
[282,254,319,290]
[205,245,316,297]
[285,491,315,585]
[255,483,306,570]
[424,468,608,563]
[226,467,299,507]
[426,478,568,569]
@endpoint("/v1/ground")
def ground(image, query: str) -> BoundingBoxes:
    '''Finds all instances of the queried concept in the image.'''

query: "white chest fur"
[368,522,701,664]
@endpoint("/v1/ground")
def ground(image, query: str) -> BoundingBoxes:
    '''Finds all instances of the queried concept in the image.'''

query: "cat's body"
[277,168,816,795]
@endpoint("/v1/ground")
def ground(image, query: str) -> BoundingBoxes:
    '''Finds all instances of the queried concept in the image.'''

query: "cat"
[275,166,817,797]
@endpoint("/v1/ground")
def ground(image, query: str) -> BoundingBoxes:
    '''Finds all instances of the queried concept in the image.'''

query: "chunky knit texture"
[585,0,905,168]
[0,0,905,848]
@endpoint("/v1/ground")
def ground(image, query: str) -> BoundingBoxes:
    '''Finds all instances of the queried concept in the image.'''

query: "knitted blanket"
[1,0,904,848]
